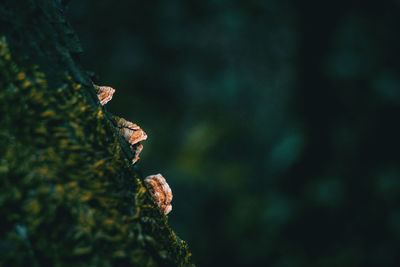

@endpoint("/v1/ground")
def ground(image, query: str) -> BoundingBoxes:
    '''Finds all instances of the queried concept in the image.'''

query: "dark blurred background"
[67,1,400,266]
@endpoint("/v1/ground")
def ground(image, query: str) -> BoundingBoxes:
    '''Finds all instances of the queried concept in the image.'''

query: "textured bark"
[0,0,193,266]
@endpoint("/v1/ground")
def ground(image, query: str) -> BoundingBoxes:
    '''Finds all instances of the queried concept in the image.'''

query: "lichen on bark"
[0,2,193,266]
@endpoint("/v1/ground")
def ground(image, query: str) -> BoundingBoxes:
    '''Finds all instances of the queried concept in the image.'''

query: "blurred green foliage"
[68,0,400,266]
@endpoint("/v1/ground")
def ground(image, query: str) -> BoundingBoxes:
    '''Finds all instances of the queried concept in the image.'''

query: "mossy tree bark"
[0,0,193,266]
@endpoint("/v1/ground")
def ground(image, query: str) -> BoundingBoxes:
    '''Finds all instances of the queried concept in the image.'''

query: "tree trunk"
[0,0,193,266]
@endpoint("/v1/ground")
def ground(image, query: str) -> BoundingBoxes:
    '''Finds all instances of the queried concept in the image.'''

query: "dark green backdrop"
[68,1,400,266]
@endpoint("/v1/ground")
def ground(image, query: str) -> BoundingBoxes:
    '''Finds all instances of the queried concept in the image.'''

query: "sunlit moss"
[0,37,193,266]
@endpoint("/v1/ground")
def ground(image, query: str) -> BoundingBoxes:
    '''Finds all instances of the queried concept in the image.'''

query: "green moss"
[0,37,193,266]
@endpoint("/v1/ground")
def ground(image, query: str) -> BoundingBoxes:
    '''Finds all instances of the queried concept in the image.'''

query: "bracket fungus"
[116,116,147,164]
[93,84,115,105]
[91,83,147,164]
[144,174,173,215]
[92,84,172,212]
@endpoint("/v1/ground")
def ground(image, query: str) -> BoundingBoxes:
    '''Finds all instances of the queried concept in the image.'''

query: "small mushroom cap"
[131,143,143,164]
[144,173,173,215]
[117,117,147,145]
[93,84,115,105]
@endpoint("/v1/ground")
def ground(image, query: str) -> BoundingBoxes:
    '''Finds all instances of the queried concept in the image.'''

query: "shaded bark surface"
[0,0,193,266]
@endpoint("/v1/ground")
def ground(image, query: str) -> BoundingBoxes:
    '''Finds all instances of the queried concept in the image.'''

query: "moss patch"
[0,37,193,266]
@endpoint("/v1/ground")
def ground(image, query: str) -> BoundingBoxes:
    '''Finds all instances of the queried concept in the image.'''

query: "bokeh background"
[67,1,400,266]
